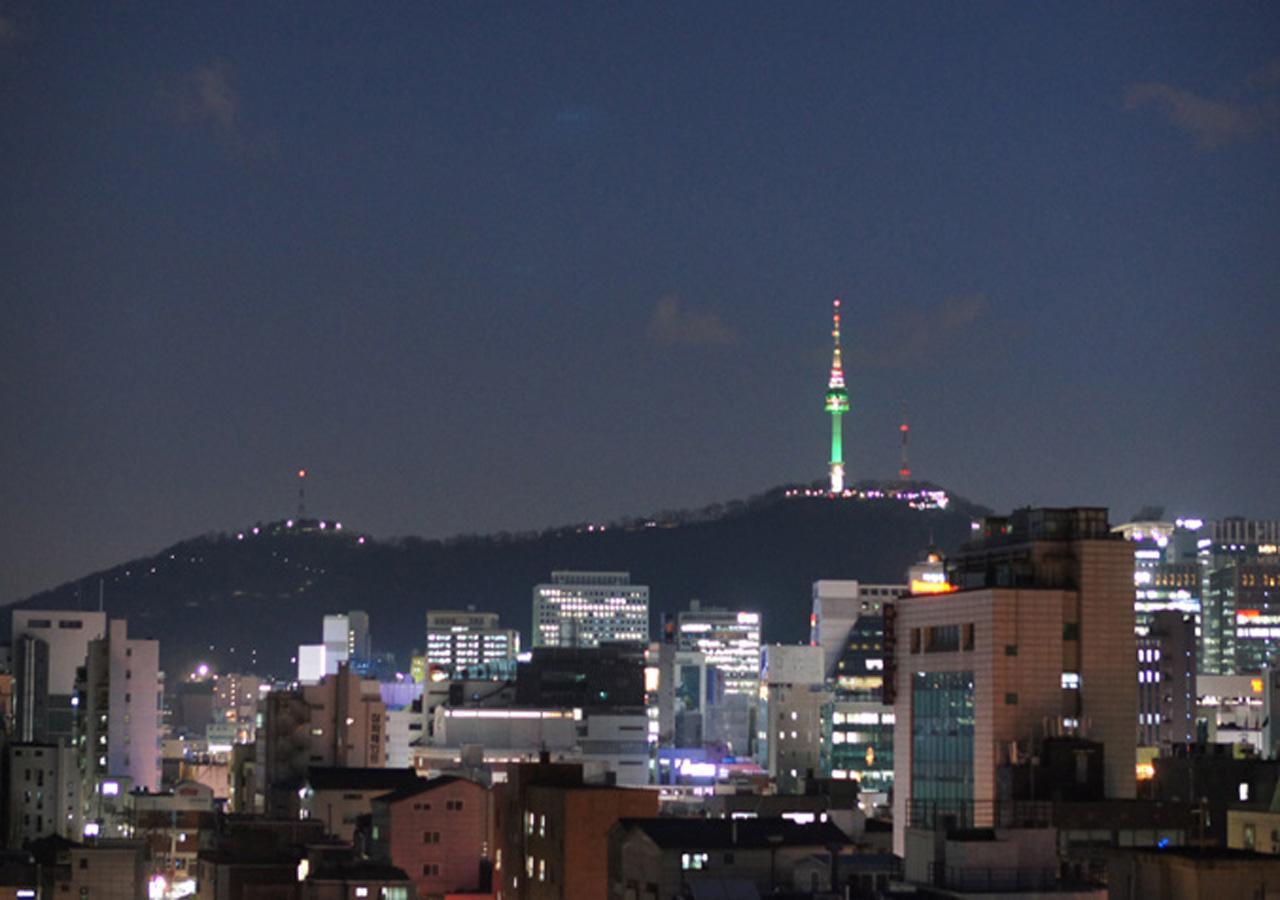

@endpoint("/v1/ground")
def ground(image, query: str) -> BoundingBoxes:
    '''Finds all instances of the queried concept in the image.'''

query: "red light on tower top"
[898,403,911,480]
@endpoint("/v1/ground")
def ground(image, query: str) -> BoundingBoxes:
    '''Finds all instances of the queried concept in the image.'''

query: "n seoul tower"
[825,299,850,493]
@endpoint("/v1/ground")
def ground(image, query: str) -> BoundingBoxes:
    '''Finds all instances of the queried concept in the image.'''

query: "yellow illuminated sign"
[911,579,957,595]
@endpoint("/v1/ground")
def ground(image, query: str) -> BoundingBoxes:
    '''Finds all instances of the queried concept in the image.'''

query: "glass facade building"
[910,670,975,828]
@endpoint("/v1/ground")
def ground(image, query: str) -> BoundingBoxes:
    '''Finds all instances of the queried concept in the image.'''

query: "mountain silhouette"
[7,482,988,677]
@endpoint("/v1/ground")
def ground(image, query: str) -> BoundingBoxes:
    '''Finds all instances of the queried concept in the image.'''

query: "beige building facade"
[891,508,1136,855]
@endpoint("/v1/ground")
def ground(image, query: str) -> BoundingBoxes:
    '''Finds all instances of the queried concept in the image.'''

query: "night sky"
[3,4,1278,604]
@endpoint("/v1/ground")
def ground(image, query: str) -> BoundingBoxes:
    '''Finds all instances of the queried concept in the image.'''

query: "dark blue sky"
[2,3,1278,603]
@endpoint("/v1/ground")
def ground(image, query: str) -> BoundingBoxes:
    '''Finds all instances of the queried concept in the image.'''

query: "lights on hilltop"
[783,485,950,510]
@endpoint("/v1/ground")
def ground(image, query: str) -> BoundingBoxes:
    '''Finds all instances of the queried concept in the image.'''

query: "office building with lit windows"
[676,602,761,757]
[80,617,162,825]
[810,581,902,803]
[1137,611,1197,749]
[676,602,761,696]
[890,508,1136,855]
[1200,519,1280,675]
[532,571,649,648]
[426,610,518,678]
[1114,518,1204,636]
[758,644,828,794]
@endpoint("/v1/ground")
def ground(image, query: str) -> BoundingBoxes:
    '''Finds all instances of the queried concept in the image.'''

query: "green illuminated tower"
[825,298,850,492]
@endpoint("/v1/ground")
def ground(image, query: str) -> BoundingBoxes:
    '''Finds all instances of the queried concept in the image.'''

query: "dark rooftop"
[308,860,413,882]
[306,767,424,793]
[617,817,851,850]
[375,775,478,805]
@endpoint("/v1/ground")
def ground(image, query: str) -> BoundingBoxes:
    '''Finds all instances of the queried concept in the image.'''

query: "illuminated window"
[681,852,709,870]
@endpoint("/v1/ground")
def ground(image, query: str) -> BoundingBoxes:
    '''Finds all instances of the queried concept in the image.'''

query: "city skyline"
[3,4,1278,605]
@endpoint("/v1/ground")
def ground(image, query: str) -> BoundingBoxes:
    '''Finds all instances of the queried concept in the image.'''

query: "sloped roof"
[375,775,482,805]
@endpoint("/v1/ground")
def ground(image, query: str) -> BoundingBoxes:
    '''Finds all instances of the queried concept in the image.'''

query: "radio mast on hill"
[825,299,850,493]
[899,403,911,480]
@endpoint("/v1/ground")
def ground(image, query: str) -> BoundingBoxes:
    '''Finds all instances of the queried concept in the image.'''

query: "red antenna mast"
[898,403,911,480]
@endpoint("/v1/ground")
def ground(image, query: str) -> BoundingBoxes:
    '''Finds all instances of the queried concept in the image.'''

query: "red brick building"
[493,761,658,900]
[370,776,493,899]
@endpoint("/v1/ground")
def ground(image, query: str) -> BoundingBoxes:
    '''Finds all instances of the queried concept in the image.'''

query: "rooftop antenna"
[898,402,911,480]
[98,577,104,613]
[296,469,307,519]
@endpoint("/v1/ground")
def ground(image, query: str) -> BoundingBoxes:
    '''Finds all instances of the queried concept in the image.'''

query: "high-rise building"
[1115,519,1203,625]
[1137,611,1197,749]
[322,614,351,675]
[347,609,371,664]
[1199,519,1280,675]
[515,644,646,711]
[891,507,1136,855]
[211,672,263,745]
[11,610,106,744]
[811,581,902,682]
[810,580,902,802]
[824,299,850,493]
[676,602,761,757]
[81,619,162,799]
[426,610,518,678]
[646,640,708,751]
[758,644,828,794]
[531,571,649,648]
[676,602,760,697]
[296,643,327,684]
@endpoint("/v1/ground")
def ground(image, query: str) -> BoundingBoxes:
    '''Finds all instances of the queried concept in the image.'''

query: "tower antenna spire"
[824,299,850,493]
[296,468,307,519]
[899,402,911,481]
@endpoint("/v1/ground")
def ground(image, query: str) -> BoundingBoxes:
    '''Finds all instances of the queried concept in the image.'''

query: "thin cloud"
[852,293,990,370]
[1124,58,1280,149]
[167,61,275,156]
[173,62,239,131]
[647,296,739,347]
[1124,83,1261,148]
